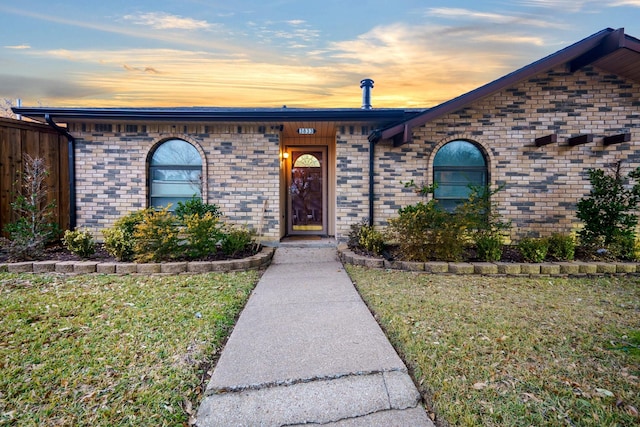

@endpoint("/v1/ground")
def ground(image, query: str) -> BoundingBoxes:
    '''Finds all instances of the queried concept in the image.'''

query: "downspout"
[45,114,76,230]
[369,137,376,226]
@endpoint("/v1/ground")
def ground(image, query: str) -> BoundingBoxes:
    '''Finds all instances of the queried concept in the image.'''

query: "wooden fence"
[0,117,70,236]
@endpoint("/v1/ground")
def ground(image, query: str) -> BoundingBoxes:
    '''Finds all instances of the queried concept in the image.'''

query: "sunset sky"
[1,0,640,109]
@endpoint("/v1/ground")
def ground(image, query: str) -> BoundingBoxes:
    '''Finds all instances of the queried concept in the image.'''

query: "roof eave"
[11,107,416,124]
[376,27,625,145]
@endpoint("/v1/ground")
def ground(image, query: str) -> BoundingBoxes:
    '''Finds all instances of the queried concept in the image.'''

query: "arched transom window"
[149,139,202,209]
[433,140,487,211]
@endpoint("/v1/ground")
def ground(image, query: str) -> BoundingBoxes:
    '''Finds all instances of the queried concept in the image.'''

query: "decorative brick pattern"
[381,66,640,239]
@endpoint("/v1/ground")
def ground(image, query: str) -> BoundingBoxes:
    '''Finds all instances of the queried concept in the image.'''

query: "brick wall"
[71,124,281,240]
[335,131,370,239]
[374,65,640,239]
[67,65,640,243]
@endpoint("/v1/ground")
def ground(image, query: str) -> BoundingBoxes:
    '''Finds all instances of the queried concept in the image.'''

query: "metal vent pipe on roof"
[360,79,374,110]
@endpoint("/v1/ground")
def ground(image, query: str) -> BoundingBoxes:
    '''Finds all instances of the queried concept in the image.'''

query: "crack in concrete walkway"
[196,243,434,426]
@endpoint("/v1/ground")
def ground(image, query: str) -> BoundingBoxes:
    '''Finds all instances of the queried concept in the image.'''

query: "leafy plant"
[517,236,549,262]
[388,200,467,262]
[347,220,385,255]
[103,209,147,261]
[475,234,503,262]
[1,155,60,260]
[221,226,255,257]
[547,233,575,261]
[133,206,180,262]
[62,229,95,258]
[456,185,510,262]
[183,212,224,258]
[174,197,222,220]
[576,162,640,260]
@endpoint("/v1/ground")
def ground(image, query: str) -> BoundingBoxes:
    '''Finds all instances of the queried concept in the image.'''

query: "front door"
[287,147,327,235]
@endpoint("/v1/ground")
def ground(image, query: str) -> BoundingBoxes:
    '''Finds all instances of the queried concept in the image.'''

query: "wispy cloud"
[0,5,246,54]
[513,0,640,11]
[609,0,640,5]
[426,7,560,28]
[4,44,31,49]
[123,64,160,74]
[122,12,212,30]
[252,19,321,50]
[476,34,545,45]
[325,22,541,107]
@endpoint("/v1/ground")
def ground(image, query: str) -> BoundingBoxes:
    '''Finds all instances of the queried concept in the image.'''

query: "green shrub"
[103,227,132,262]
[517,237,549,263]
[457,185,510,262]
[576,162,640,260]
[475,233,503,262]
[388,201,467,262]
[183,212,224,259]
[347,220,385,255]
[62,229,95,258]
[547,233,575,261]
[174,197,222,220]
[221,226,255,257]
[103,209,147,261]
[133,207,180,263]
[2,155,60,260]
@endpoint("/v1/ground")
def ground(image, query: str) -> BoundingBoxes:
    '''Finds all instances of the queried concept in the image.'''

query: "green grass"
[347,267,640,427]
[0,271,259,426]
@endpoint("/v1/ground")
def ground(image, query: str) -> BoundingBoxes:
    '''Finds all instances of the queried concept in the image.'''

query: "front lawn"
[347,266,640,426]
[0,271,259,426]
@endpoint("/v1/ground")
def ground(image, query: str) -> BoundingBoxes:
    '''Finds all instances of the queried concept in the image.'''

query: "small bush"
[347,220,385,255]
[183,212,224,259]
[174,197,222,220]
[547,233,575,261]
[2,155,60,260]
[607,233,638,261]
[517,237,549,263]
[221,226,255,257]
[576,162,640,259]
[475,233,503,262]
[133,207,180,263]
[103,209,147,261]
[62,229,95,258]
[388,201,467,262]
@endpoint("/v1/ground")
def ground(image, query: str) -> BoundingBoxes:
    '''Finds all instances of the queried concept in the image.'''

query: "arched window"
[433,140,487,211]
[149,139,202,209]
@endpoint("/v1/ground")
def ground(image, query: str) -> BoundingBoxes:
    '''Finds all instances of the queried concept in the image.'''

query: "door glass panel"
[291,151,323,232]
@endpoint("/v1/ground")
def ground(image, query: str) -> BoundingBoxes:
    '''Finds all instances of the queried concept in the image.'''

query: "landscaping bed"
[347,266,640,426]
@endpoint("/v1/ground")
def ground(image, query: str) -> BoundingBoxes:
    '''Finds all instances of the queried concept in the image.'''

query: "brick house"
[13,27,640,244]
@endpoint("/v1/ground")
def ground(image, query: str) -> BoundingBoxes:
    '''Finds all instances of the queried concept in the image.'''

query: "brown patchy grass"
[347,266,640,426]
[0,271,259,426]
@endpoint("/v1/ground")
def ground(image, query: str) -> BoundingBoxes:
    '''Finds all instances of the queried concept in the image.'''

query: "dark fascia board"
[569,28,627,71]
[12,106,419,124]
[375,28,623,145]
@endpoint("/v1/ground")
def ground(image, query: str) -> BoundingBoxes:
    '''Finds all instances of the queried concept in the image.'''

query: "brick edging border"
[337,247,639,276]
[0,247,275,275]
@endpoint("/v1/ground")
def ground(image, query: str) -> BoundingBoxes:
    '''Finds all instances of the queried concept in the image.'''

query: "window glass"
[434,140,485,167]
[433,140,487,211]
[149,139,202,209]
[150,139,202,166]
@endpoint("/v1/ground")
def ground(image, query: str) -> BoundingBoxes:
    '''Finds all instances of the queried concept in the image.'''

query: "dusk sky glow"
[1,0,640,109]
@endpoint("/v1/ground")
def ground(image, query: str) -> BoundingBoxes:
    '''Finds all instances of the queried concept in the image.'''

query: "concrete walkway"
[196,242,434,426]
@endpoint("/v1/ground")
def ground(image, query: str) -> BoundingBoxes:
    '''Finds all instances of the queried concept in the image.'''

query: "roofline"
[11,106,418,123]
[376,27,633,146]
